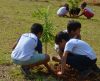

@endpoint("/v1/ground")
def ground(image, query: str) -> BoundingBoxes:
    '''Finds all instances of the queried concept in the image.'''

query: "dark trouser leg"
[66,54,96,72]
[91,60,100,72]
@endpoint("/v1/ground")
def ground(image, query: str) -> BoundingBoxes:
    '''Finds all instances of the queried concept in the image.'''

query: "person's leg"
[20,65,31,76]
[28,54,54,73]
[13,54,53,75]
[87,13,94,19]
[12,54,50,72]
[90,59,100,72]
[87,17,91,19]
[12,59,33,79]
[28,54,49,66]
[52,56,61,62]
[66,54,96,79]
[66,54,94,72]
[12,54,49,66]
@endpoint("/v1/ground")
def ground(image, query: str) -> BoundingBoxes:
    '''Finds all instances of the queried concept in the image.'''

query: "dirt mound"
[53,64,100,81]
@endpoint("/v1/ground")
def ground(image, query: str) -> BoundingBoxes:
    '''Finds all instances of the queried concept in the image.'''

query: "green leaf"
[32,6,55,53]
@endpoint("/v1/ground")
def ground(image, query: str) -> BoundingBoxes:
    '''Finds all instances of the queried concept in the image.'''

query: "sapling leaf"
[32,6,55,53]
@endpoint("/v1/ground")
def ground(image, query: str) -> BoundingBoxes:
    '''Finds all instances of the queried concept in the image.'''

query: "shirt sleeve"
[64,41,76,53]
[35,39,42,53]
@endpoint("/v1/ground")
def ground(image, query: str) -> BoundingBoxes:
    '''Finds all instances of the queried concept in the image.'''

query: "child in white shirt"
[11,23,52,78]
[57,3,69,17]
[53,20,81,62]
[55,31,98,76]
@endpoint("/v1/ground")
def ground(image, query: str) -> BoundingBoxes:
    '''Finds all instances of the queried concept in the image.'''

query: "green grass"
[0,0,100,80]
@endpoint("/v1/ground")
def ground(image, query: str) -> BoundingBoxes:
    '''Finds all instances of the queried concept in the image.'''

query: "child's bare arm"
[12,41,18,50]
[61,51,68,74]
[78,12,84,17]
[56,51,69,75]
[57,52,68,75]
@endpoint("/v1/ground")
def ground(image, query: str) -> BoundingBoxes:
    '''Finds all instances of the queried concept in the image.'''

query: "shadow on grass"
[22,66,58,81]
[76,17,99,22]
[27,71,58,81]
[59,16,99,22]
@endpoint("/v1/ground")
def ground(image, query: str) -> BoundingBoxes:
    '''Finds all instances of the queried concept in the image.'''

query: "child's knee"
[45,54,50,62]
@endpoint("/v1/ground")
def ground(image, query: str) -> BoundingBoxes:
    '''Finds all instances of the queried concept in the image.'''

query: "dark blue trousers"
[66,53,96,72]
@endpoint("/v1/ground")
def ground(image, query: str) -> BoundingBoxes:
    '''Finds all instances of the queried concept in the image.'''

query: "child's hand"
[57,71,62,75]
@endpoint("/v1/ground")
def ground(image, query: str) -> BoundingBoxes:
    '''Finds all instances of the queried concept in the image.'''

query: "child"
[66,20,81,39]
[78,2,94,19]
[55,31,98,76]
[53,20,81,62]
[69,7,81,17]
[57,3,69,17]
[11,23,52,78]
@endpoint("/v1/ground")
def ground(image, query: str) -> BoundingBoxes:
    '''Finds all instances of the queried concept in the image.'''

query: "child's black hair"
[64,3,69,11]
[81,2,87,9]
[67,20,81,33]
[31,23,43,34]
[55,31,70,44]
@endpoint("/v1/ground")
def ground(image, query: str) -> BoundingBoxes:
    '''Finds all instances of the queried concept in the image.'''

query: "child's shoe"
[20,65,34,80]
[20,65,31,75]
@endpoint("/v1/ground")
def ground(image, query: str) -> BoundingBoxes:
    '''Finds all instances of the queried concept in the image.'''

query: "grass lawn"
[0,0,100,81]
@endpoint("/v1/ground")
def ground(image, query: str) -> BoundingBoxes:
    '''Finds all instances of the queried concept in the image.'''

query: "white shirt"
[64,39,96,60]
[57,7,68,16]
[11,33,38,61]
[84,7,94,14]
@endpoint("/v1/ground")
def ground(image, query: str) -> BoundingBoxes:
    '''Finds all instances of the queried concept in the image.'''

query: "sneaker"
[20,65,34,80]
